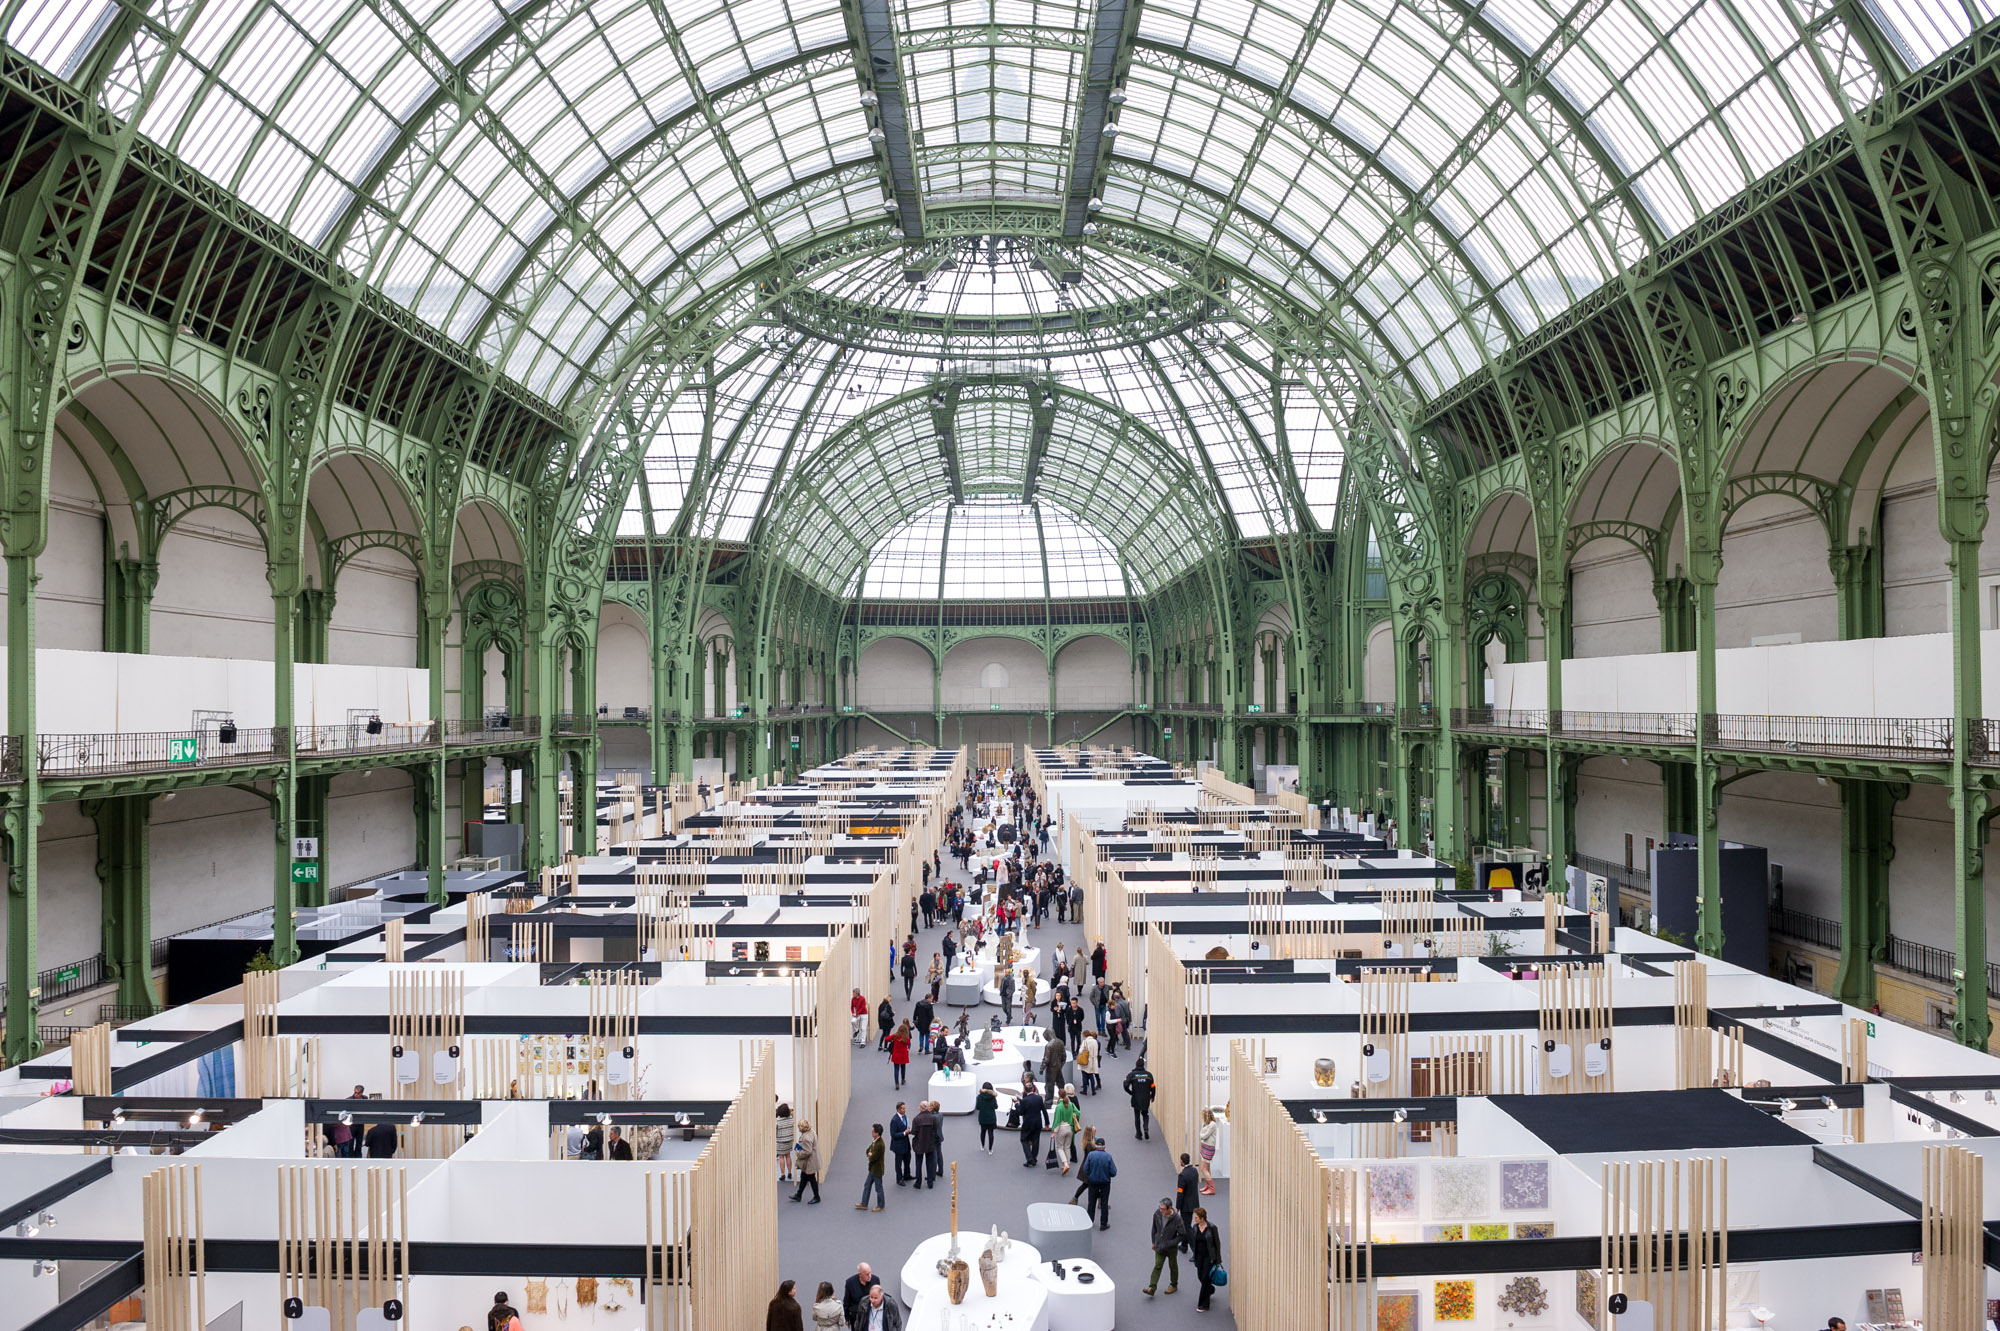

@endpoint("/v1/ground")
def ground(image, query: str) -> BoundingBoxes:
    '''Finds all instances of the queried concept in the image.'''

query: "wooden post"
[1923,1144,1982,1331]
[143,1164,204,1331]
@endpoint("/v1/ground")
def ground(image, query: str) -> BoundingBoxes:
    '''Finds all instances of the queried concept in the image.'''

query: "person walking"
[889,1102,912,1186]
[1015,1084,1047,1168]
[941,929,958,971]
[1144,1198,1185,1296]
[1113,989,1135,1054]
[1042,1031,1066,1093]
[1051,1086,1080,1174]
[1189,1207,1224,1311]
[850,988,868,1045]
[1079,1138,1118,1230]
[975,1082,999,1154]
[776,1103,797,1183]
[810,1281,843,1330]
[487,1293,521,1331]
[912,994,935,1053]
[999,969,1015,1024]
[1197,1108,1220,1193]
[876,997,895,1051]
[856,1123,886,1212]
[766,1279,805,1331]
[789,1120,821,1203]
[889,1022,911,1088]
[1078,1031,1101,1095]
[911,1101,943,1188]
[1175,1153,1200,1246]
[1124,1058,1158,1139]
[900,948,917,1000]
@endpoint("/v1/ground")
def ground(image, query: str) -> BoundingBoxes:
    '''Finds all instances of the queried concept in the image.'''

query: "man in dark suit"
[841,1263,882,1324]
[1174,1152,1200,1249]
[1016,1086,1047,1168]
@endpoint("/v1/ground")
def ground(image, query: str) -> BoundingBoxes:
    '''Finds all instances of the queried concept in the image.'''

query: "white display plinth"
[899,1232,1047,1306]
[1027,1258,1115,1331]
[929,1067,980,1114]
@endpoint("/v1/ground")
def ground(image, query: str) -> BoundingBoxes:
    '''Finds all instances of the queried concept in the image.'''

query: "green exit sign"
[53,964,80,985]
[731,706,748,718]
[1163,728,1173,738]
[1866,1020,1876,1038]
[290,861,319,884]
[1246,704,1263,714]
[169,736,199,763]
[990,704,1000,711]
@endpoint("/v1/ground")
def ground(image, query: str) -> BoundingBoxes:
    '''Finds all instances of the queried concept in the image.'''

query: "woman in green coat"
[1051,1087,1081,1174]
[975,1082,999,1155]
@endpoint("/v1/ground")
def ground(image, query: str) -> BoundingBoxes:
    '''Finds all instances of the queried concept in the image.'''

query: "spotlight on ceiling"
[1311,1109,1326,1124]
[859,91,878,107]
[867,128,886,143]
[1391,1107,1407,1123]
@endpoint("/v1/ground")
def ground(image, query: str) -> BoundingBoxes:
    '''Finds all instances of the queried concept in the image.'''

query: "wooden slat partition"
[1228,1040,1371,1331]
[1923,1144,1982,1331]
[589,968,642,1102]
[1601,1156,1727,1331]
[72,1020,113,1098]
[1841,1016,1869,1142]
[1145,923,1209,1161]
[143,1163,205,1331]
[510,919,554,963]
[1380,886,1434,957]
[277,1165,410,1331]
[1539,962,1614,1094]
[1359,970,1411,1099]
[1673,959,1709,1089]
[389,971,465,1157]
[464,891,489,963]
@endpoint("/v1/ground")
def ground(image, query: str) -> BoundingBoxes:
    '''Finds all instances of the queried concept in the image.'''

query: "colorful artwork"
[1435,1279,1476,1322]
[1498,1275,1551,1321]
[1501,1159,1551,1210]
[1471,1223,1511,1241]
[1422,1223,1465,1242]
[1514,1220,1557,1240]
[1379,1291,1420,1331]
[1370,1163,1419,1217]
[1576,1270,1600,1328]
[1433,1161,1490,1218]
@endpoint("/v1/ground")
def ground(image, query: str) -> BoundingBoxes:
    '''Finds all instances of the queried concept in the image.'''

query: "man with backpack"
[1124,1057,1157,1139]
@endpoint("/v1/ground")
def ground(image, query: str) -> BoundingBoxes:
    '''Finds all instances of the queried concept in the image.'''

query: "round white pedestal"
[1027,1259,1115,1331]
[898,1232,1045,1305]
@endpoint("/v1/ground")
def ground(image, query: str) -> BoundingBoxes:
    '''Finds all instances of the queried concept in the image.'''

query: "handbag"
[1210,1265,1228,1287]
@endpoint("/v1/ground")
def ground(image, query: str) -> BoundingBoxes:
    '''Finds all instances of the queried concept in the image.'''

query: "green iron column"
[270,589,300,965]
[1833,779,1897,1009]
[1539,585,1570,891]
[1830,545,1885,642]
[1946,533,1989,1046]
[422,608,449,903]
[3,556,41,1063]
[295,588,335,665]
[1691,572,1723,956]
[88,794,156,1016]
[294,773,331,907]
[103,557,156,654]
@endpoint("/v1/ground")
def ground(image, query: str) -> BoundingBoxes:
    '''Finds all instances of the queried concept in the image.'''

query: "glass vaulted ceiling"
[5,0,1994,580]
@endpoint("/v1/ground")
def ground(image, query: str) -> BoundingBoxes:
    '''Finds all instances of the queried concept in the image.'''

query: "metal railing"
[551,713,591,735]
[1712,714,1953,760]
[293,722,438,756]
[1974,719,2000,764]
[1167,701,1224,714]
[1452,707,1550,734]
[1769,907,1842,951]
[441,716,540,743]
[1553,711,1700,742]
[1399,705,1439,728]
[36,726,289,779]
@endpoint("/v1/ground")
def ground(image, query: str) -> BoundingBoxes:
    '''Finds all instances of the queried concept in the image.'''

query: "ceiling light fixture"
[859,91,878,107]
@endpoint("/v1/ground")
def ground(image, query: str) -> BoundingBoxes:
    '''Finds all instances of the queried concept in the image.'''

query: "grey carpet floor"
[774,831,1235,1329]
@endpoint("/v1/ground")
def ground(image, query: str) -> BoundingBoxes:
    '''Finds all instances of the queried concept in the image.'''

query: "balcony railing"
[1711,713,1952,761]
[36,726,289,779]
[1399,705,1439,729]
[293,722,439,755]
[442,716,540,744]
[1554,711,1699,742]
[1452,707,1550,734]
[1770,907,1842,951]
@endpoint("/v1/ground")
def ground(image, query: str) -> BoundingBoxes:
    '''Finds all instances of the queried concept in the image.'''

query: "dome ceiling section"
[765,382,1224,595]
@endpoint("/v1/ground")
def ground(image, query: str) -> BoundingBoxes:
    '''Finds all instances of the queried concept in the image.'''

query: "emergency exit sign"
[169,736,198,763]
[290,862,320,884]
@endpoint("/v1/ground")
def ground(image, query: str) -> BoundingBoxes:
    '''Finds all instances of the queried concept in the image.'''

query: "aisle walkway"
[775,807,1235,1327]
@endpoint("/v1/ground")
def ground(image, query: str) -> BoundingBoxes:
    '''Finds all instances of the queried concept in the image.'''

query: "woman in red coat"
[889,1021,912,1088]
